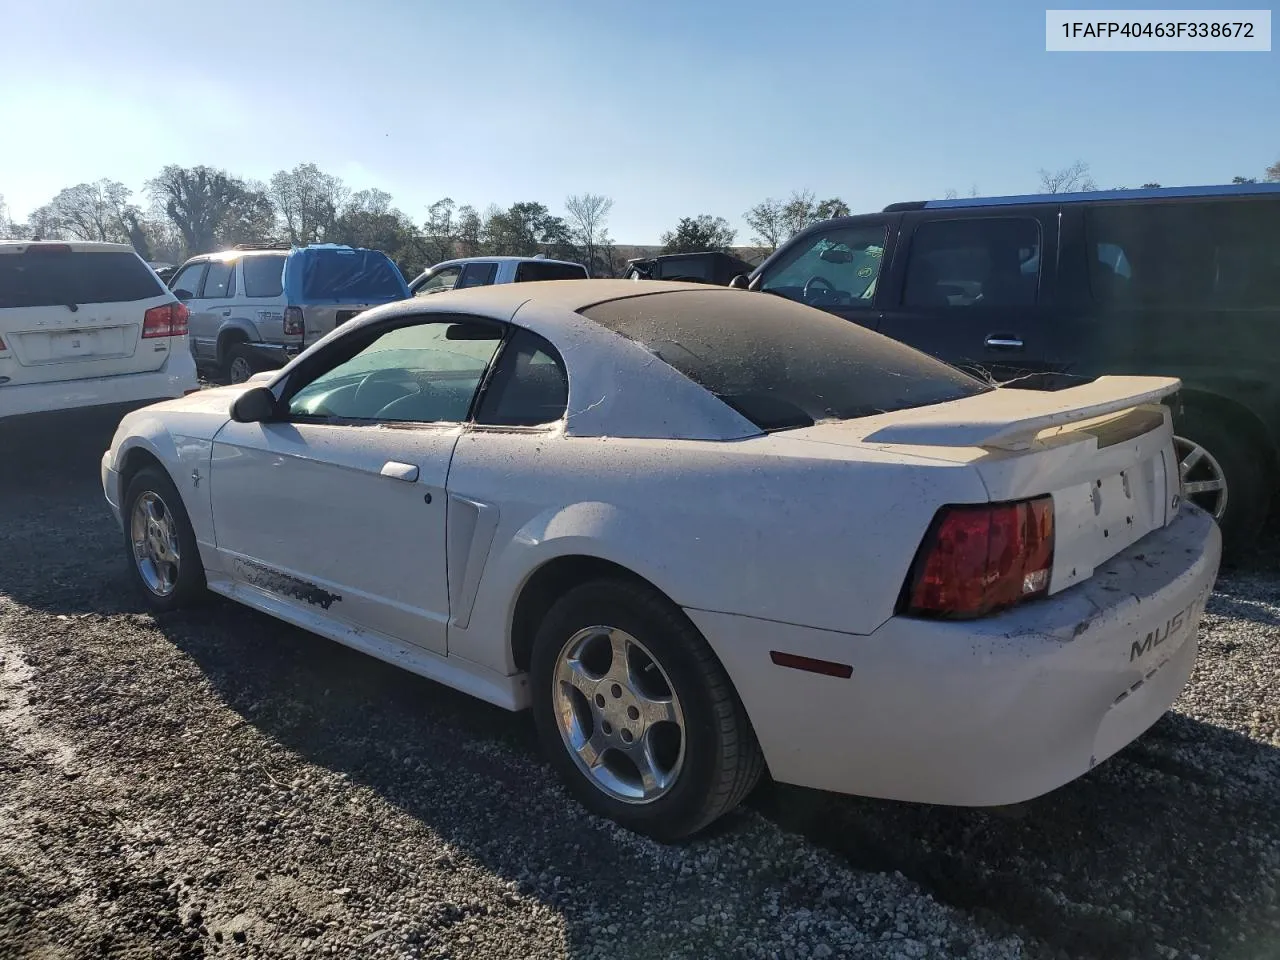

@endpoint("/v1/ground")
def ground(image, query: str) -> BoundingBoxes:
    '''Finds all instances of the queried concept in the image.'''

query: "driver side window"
[414,265,462,297]
[286,319,504,423]
[761,224,887,308]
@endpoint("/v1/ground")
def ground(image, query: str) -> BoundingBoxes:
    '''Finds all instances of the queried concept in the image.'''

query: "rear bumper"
[102,452,122,529]
[688,503,1222,806]
[0,351,198,419]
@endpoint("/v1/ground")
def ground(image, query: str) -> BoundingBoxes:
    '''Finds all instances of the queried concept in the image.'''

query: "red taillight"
[0,335,7,351]
[23,243,72,254]
[142,302,190,339]
[903,496,1055,619]
[284,306,305,336]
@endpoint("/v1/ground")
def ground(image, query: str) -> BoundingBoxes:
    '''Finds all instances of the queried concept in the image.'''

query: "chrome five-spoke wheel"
[552,625,685,804]
[130,490,182,597]
[1173,435,1228,521]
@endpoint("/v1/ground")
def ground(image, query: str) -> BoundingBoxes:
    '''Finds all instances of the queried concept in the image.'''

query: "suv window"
[1087,198,1280,309]
[514,261,587,283]
[475,329,568,427]
[287,319,504,423]
[903,218,1040,308]
[242,254,286,298]
[760,224,887,308]
[0,249,166,308]
[414,265,462,296]
[169,261,207,300]
[202,260,235,299]
[458,262,498,288]
[581,289,989,432]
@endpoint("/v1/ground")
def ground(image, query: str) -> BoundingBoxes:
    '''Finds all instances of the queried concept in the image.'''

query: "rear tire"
[122,466,206,612]
[1173,409,1269,563]
[529,578,764,841]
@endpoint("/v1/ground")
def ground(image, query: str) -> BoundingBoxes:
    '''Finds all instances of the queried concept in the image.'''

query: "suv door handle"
[380,461,419,482]
[984,336,1024,350]
[221,309,232,316]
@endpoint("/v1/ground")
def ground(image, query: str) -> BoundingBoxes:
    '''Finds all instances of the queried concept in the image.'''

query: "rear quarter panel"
[445,429,987,675]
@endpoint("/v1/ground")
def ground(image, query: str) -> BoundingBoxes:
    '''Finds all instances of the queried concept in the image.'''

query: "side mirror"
[172,288,194,301]
[230,386,279,423]
[728,274,749,289]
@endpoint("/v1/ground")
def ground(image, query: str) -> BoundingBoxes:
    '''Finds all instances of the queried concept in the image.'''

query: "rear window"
[242,254,286,298]
[298,248,407,301]
[655,258,714,282]
[580,290,991,431]
[515,261,588,282]
[0,249,164,308]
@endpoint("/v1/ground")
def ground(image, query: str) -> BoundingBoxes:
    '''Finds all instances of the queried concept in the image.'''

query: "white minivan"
[0,241,198,420]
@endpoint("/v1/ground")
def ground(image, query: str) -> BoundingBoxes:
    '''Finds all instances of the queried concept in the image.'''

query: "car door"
[207,313,508,655]
[169,260,211,360]
[874,208,1063,389]
[198,259,236,347]
[754,216,897,330]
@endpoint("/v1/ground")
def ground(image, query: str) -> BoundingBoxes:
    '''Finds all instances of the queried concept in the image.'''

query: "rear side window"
[298,249,407,301]
[475,329,568,427]
[202,261,235,299]
[1086,198,1280,309]
[903,218,1041,308]
[515,261,588,282]
[458,262,499,288]
[242,254,286,298]
[0,249,164,308]
[581,290,990,432]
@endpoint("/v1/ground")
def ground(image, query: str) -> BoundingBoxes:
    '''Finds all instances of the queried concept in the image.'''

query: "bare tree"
[1266,159,1280,182]
[24,204,67,241]
[1038,161,1097,194]
[943,189,959,200]
[421,198,458,264]
[267,163,349,244]
[148,165,276,254]
[743,197,789,251]
[0,195,11,239]
[35,179,137,243]
[564,193,613,275]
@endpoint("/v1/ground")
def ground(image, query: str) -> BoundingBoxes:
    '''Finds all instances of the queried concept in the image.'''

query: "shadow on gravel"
[3,424,1279,960]
[758,714,1280,960]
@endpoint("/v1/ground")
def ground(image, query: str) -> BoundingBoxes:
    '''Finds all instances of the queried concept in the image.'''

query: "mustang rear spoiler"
[863,376,1182,449]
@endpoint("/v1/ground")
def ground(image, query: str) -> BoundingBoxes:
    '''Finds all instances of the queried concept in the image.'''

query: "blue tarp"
[285,246,409,303]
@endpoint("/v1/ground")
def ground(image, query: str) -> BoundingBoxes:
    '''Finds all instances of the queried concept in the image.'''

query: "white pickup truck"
[407,255,588,296]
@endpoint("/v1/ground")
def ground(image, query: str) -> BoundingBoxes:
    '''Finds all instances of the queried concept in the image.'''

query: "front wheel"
[529,578,764,841]
[123,466,206,611]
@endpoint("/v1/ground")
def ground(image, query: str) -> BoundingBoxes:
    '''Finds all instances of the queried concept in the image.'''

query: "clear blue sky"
[2,0,1276,244]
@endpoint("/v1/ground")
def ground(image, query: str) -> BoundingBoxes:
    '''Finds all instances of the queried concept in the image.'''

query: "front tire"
[529,578,764,841]
[122,466,206,611]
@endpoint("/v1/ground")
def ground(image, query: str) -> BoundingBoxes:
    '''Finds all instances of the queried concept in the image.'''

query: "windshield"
[297,248,408,302]
[580,289,990,431]
[0,249,163,308]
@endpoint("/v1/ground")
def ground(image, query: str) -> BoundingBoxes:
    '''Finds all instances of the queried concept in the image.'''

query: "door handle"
[221,310,232,316]
[380,461,419,482]
[984,336,1024,350]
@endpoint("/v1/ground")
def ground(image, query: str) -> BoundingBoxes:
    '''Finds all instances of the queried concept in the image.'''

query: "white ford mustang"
[101,280,1221,839]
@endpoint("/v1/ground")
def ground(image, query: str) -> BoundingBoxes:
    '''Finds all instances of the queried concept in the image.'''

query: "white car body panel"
[101,280,1222,806]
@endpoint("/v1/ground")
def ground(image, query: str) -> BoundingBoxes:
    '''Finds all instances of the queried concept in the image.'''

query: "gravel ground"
[0,410,1277,960]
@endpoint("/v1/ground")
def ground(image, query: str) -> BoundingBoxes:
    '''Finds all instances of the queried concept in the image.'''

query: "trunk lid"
[0,243,178,387]
[790,376,1184,592]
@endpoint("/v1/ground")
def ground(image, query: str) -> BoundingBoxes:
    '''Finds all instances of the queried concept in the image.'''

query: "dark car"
[745,182,1280,560]
[625,251,757,285]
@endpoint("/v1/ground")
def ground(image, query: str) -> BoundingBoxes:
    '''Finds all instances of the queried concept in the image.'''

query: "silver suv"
[408,255,588,296]
[170,243,410,383]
